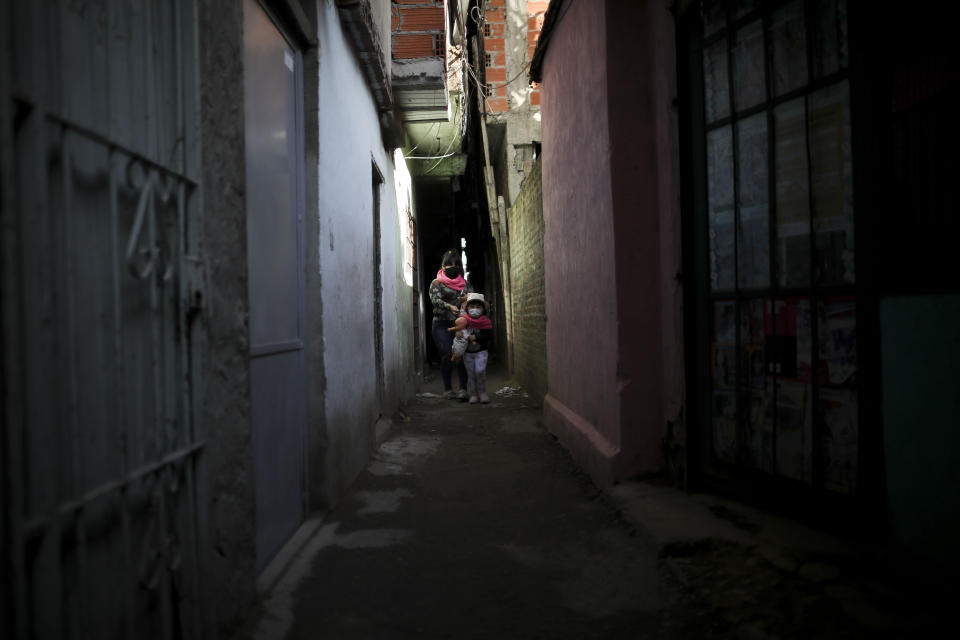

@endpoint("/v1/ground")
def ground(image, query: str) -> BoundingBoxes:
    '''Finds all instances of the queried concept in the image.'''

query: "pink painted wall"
[541,0,680,484]
[541,0,622,483]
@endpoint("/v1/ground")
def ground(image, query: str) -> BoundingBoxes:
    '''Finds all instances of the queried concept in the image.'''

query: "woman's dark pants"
[432,317,468,392]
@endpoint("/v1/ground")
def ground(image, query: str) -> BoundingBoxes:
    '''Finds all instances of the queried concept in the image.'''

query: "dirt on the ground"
[246,369,947,639]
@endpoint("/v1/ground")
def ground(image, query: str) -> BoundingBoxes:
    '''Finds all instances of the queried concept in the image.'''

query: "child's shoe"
[469,395,479,404]
[479,392,490,404]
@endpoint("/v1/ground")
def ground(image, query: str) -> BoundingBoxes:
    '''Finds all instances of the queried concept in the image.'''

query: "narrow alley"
[247,366,674,639]
[243,365,944,640]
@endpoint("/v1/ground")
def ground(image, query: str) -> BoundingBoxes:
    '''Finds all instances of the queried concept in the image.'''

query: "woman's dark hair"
[441,249,462,268]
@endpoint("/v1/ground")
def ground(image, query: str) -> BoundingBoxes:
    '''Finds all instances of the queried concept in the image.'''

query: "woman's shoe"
[469,396,479,404]
[479,392,490,404]
[443,390,457,399]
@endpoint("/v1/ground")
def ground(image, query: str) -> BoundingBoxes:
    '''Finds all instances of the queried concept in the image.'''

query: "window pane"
[712,300,738,463]
[741,298,773,472]
[733,20,765,111]
[703,0,726,38]
[820,389,857,493]
[772,298,813,483]
[703,39,730,123]
[809,81,854,284]
[774,98,810,287]
[708,126,736,291]
[769,1,808,96]
[818,296,856,387]
[734,0,760,20]
[811,0,848,79]
[818,296,856,493]
[736,113,770,288]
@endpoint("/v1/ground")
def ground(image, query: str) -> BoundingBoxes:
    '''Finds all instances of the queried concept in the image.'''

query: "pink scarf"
[436,268,466,291]
[460,311,492,330]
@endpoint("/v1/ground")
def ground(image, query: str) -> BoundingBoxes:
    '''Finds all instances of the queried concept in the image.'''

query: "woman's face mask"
[443,266,459,278]
[467,307,483,318]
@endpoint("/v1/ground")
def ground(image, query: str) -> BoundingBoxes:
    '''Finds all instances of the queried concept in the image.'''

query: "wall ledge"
[543,393,619,487]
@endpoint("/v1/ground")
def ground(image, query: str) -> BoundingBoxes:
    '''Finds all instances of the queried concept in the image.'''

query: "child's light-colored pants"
[462,350,488,397]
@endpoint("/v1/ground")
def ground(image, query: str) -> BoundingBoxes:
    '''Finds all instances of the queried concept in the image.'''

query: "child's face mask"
[467,308,483,318]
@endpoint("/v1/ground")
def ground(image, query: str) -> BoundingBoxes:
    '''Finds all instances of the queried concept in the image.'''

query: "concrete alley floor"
[244,366,949,639]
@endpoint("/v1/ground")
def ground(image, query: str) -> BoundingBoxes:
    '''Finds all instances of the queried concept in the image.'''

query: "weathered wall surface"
[198,0,257,633]
[540,0,622,485]
[539,0,678,485]
[881,294,960,570]
[606,0,675,476]
[507,160,547,403]
[303,7,328,514]
[316,0,417,506]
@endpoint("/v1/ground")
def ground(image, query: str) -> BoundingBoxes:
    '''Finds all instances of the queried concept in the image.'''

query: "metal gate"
[243,0,307,572]
[2,1,208,638]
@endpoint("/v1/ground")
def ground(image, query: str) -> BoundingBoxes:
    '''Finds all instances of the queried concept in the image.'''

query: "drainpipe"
[471,37,514,374]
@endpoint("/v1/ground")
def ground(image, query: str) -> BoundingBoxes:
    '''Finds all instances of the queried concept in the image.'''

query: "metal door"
[2,1,208,638]
[243,0,307,571]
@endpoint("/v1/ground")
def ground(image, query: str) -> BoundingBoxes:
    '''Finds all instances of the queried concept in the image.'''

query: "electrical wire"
[424,127,461,174]
[404,152,459,160]
[468,0,539,92]
[404,121,440,156]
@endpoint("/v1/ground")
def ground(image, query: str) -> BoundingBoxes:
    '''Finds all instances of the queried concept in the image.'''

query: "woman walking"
[429,249,473,399]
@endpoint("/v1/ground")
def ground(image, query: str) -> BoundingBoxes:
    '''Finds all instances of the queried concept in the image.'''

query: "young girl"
[450,293,493,403]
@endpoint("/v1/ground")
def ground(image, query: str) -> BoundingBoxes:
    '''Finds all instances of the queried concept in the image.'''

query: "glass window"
[736,113,770,288]
[708,127,736,291]
[712,300,738,463]
[818,295,857,493]
[695,3,855,493]
[809,81,854,284]
[733,20,766,111]
[703,39,731,123]
[772,297,813,483]
[811,0,849,79]
[703,1,727,38]
[774,98,810,287]
[734,0,760,20]
[741,298,773,472]
[769,1,808,96]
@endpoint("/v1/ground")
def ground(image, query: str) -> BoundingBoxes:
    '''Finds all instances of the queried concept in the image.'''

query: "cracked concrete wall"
[198,0,257,634]
[316,0,418,507]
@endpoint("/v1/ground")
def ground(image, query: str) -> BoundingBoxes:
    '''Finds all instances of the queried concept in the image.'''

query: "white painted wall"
[315,0,418,504]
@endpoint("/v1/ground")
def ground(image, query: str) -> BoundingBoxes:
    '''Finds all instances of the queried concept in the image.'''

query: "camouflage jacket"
[429,278,473,322]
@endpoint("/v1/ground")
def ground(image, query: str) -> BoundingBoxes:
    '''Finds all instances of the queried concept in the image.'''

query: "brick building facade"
[507,160,547,402]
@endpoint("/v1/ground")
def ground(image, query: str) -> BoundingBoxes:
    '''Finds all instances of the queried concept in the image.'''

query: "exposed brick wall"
[507,159,547,402]
[392,0,444,59]
[526,1,547,107]
[480,0,549,113]
[482,0,508,111]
